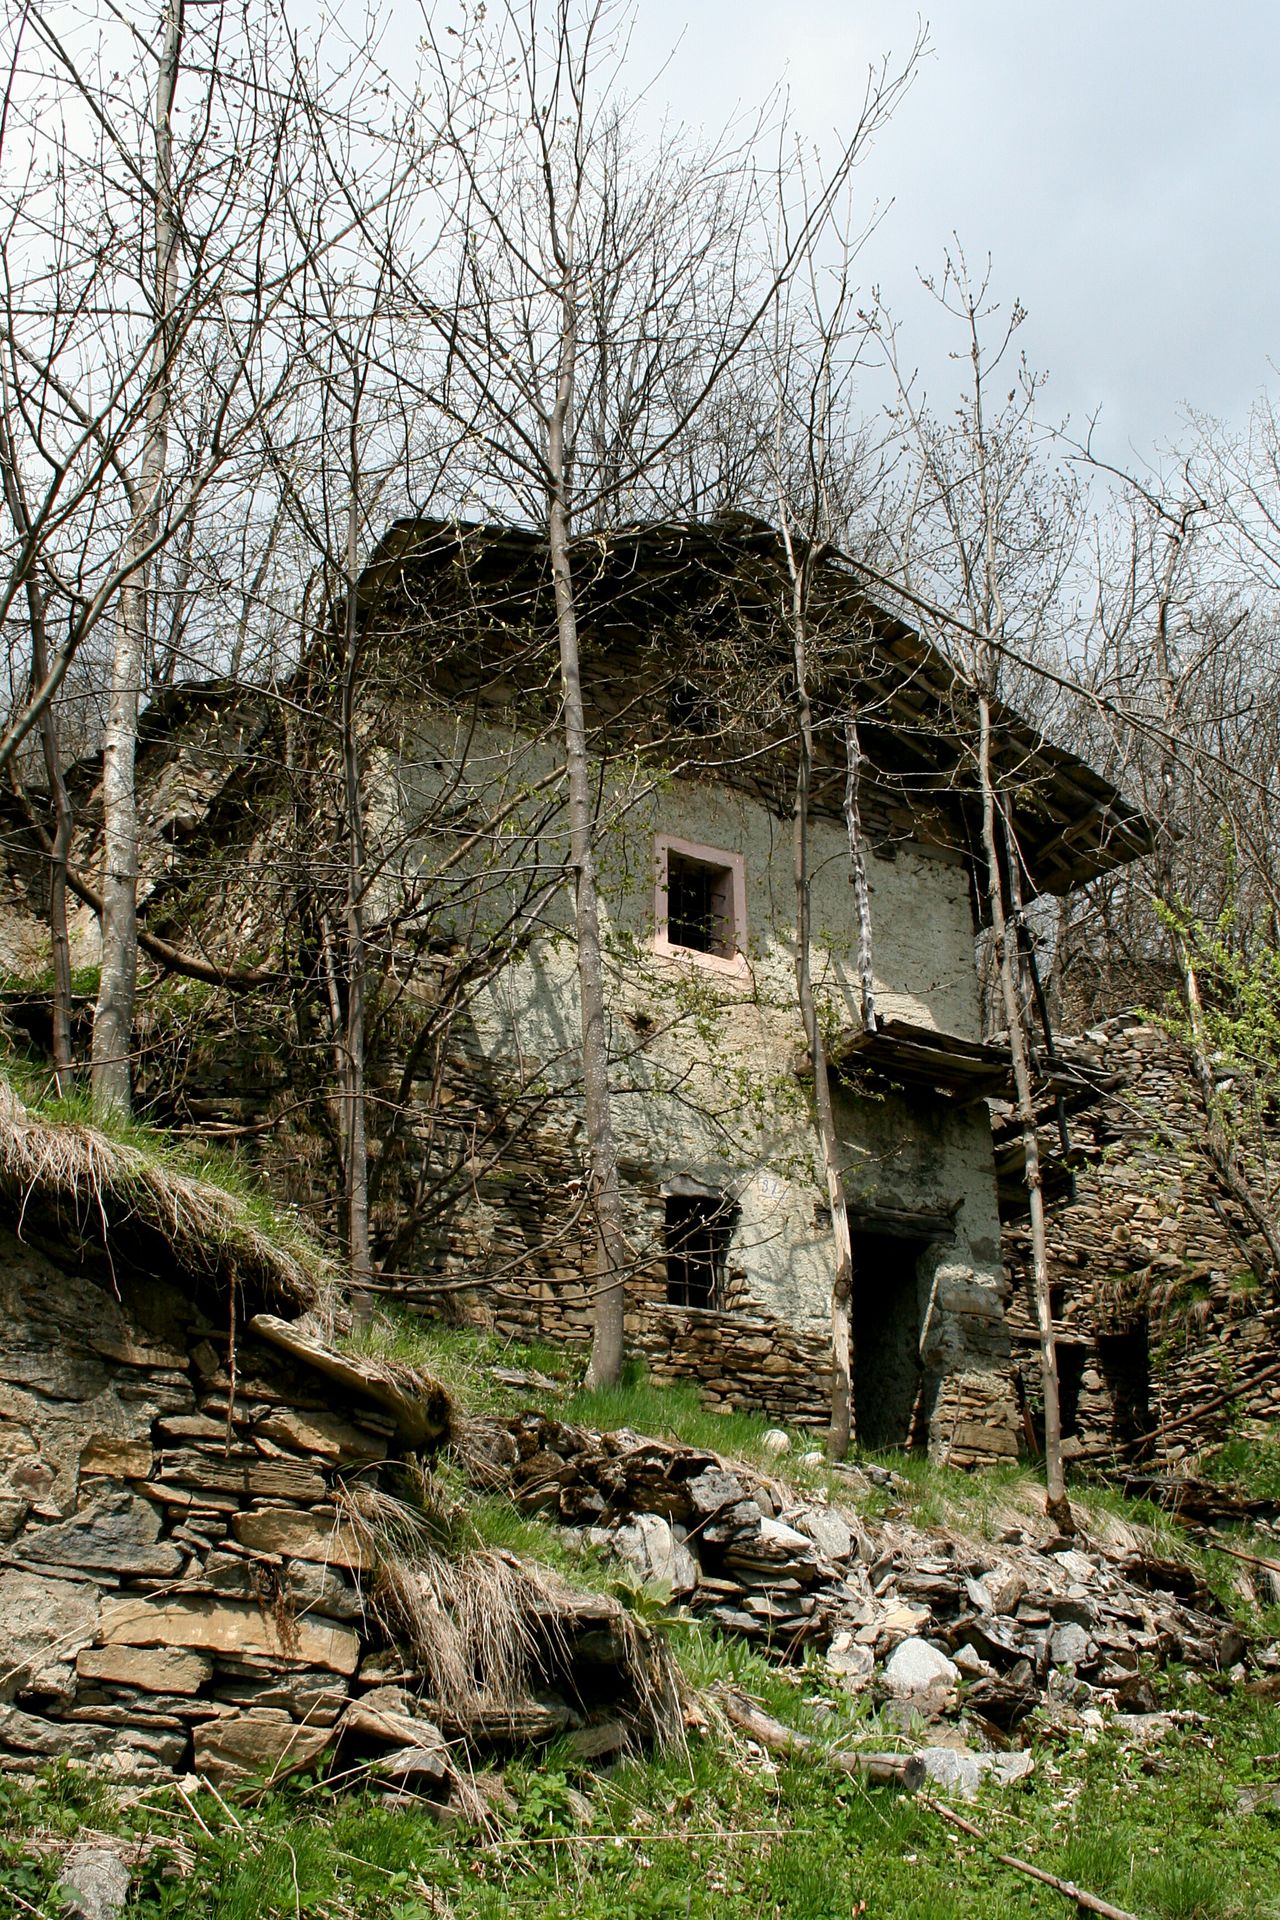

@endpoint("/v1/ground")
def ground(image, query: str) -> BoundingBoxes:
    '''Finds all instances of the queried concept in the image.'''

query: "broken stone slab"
[881,1637,960,1700]
[56,1843,131,1920]
[756,1515,818,1557]
[193,1706,334,1782]
[685,1467,751,1523]
[230,1506,365,1569]
[0,1702,108,1758]
[154,1449,328,1505]
[825,1632,875,1687]
[0,1568,100,1700]
[342,1685,446,1753]
[863,1603,931,1650]
[214,1670,348,1724]
[19,1491,184,1578]
[916,1747,1035,1801]
[252,1409,387,1465]
[972,1564,1026,1615]
[99,1594,360,1676]
[378,1741,452,1788]
[793,1506,853,1563]
[249,1314,450,1449]
[1236,1783,1280,1815]
[609,1514,698,1597]
[1050,1622,1094,1669]
[76,1646,213,1695]
[78,1437,154,1480]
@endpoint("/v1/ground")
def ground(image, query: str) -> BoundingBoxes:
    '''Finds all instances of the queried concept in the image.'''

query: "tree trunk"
[0,417,74,1092]
[341,487,373,1323]
[790,590,854,1459]
[842,713,877,1037]
[546,287,629,1389]
[978,693,1071,1529]
[91,0,183,1116]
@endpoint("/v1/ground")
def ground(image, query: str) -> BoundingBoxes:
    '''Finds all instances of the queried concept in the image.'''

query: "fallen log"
[924,1796,1139,1920]
[715,1687,924,1790]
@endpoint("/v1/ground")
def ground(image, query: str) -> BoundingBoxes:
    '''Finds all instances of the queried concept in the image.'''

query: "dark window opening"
[852,1230,931,1450]
[1055,1341,1087,1441]
[1097,1322,1150,1447]
[666,851,736,958]
[665,1194,733,1308]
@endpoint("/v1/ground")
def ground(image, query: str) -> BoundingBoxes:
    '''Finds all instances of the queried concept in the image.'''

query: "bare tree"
[412,0,914,1383]
[875,253,1079,1524]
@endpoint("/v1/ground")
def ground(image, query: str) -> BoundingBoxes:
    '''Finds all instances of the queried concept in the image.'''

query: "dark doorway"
[1055,1341,1087,1441]
[1097,1321,1150,1448]
[852,1231,931,1450]
[665,1194,733,1308]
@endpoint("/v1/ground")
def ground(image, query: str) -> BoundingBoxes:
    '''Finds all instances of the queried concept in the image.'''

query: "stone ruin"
[1003,1014,1280,1467]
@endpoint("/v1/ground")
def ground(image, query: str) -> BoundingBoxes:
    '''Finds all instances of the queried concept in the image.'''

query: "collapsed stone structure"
[472,1404,1246,1744]
[1003,1015,1280,1465]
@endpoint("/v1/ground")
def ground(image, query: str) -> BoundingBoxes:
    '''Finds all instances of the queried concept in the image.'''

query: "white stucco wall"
[399,718,1005,1347]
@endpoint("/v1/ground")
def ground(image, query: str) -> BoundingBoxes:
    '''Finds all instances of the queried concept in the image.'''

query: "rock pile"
[485,1409,1245,1734]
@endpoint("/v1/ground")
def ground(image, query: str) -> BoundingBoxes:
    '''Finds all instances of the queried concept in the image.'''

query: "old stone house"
[330,516,1151,1464]
[0,515,1152,1467]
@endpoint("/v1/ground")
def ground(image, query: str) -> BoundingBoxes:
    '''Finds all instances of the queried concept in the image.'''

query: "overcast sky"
[620,1,1279,468]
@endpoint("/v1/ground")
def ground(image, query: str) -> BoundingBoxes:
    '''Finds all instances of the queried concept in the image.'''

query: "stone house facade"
[1003,1015,1280,1465]
[345,517,1150,1463]
[0,516,1152,1466]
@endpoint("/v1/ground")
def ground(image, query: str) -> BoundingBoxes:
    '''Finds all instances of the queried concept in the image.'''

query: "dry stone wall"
[0,1228,647,1787]
[1004,1017,1280,1462]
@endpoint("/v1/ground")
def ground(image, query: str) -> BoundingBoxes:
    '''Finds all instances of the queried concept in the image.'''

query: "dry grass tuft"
[341,1480,684,1749]
[0,1076,332,1314]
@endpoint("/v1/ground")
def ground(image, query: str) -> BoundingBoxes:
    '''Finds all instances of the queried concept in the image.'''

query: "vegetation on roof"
[0,1069,334,1316]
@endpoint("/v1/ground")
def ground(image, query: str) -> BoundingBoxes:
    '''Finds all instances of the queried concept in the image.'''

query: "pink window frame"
[652,832,747,977]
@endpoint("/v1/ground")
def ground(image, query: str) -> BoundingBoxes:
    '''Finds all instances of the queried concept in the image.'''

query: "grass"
[5,1657,1280,1917]
[343,1315,575,1416]
[561,1366,808,1465]
[0,1054,334,1312]
[1199,1432,1280,1505]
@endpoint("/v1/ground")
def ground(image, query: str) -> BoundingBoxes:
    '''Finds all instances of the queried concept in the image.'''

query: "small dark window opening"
[665,1194,733,1308]
[666,851,735,958]
[1054,1341,1087,1441]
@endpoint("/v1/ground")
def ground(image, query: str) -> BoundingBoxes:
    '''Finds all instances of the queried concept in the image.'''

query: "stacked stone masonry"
[0,1224,646,1784]
[1004,1016,1280,1464]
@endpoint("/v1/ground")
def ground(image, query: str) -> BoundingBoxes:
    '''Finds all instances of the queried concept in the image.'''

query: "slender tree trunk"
[92,0,183,1116]
[789,585,854,1458]
[843,713,877,1037]
[33,608,74,1095]
[341,485,373,1322]
[979,694,1071,1528]
[0,418,74,1091]
[546,288,629,1389]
